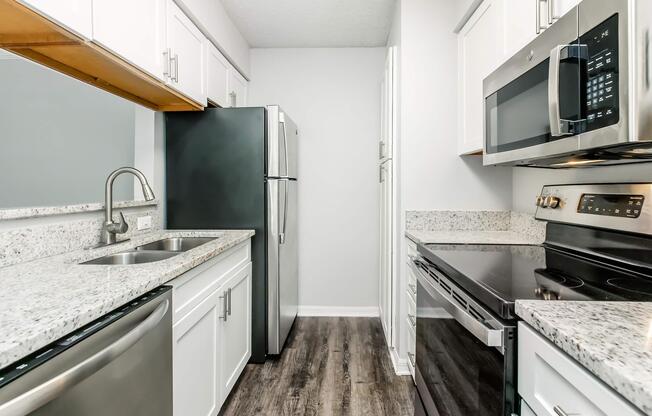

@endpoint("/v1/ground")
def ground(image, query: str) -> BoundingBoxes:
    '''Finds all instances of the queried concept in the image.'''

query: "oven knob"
[545,196,561,209]
[535,196,545,207]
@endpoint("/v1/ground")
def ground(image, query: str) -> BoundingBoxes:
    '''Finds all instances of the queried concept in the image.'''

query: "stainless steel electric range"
[411,183,652,416]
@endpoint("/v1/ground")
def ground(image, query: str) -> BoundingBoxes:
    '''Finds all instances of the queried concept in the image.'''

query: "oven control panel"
[535,184,652,235]
[581,13,619,131]
[577,194,644,218]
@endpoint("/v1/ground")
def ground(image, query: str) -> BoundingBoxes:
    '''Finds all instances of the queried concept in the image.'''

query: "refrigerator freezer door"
[267,105,298,179]
[267,178,298,354]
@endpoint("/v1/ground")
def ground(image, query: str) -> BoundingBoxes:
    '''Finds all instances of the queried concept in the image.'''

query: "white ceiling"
[220,0,396,48]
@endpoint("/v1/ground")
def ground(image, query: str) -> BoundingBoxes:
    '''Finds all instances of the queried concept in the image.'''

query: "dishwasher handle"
[0,299,169,416]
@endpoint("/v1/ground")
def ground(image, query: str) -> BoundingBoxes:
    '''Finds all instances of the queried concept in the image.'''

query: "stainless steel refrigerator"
[165,105,298,362]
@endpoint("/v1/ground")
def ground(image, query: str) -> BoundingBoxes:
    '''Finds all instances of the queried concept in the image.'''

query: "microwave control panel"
[581,14,619,131]
[578,194,644,218]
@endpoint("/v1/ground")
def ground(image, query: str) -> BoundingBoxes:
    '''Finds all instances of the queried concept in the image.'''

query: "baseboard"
[297,306,380,317]
[389,347,411,376]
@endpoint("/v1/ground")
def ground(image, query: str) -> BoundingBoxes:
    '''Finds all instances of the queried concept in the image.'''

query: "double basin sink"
[81,237,216,265]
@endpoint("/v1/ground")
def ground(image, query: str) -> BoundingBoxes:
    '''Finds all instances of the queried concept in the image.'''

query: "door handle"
[227,287,232,316]
[279,180,289,245]
[219,291,228,321]
[547,0,554,25]
[279,112,290,178]
[0,300,169,416]
[536,0,548,34]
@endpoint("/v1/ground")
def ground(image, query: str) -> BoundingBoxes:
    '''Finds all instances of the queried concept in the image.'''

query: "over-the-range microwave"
[483,0,652,167]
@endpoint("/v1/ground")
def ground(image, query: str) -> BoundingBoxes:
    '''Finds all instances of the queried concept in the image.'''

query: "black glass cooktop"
[417,242,652,320]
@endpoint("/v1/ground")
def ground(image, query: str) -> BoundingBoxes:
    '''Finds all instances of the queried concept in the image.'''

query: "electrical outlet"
[137,216,152,231]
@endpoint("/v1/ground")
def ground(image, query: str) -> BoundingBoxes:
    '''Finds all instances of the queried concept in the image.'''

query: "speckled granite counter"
[516,301,652,415]
[0,229,254,369]
[405,230,542,245]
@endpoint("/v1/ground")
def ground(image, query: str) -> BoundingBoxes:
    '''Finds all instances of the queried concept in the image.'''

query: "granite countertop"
[405,230,543,245]
[0,229,254,369]
[517,301,652,415]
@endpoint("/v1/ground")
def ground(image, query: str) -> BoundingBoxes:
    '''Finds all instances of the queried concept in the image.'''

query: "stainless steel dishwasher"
[0,286,172,416]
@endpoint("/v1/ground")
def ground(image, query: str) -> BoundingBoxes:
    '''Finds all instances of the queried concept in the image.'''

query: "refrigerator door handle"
[279,112,290,178]
[279,180,288,245]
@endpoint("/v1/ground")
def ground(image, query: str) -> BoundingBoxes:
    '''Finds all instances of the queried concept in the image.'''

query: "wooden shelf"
[0,0,203,111]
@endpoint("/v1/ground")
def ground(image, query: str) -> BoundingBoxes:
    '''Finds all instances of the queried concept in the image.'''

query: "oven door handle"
[415,264,505,351]
[0,299,169,416]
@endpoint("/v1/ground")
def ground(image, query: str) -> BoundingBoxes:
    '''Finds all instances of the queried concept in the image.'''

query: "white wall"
[513,164,652,214]
[248,48,385,312]
[401,0,512,211]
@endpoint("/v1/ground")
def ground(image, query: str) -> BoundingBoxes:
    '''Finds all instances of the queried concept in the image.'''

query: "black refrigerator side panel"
[165,107,268,363]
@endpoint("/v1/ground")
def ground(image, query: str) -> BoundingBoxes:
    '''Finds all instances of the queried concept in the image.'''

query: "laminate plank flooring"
[220,317,415,416]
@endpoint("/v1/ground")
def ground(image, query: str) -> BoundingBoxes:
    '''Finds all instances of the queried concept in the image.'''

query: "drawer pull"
[408,284,417,295]
[553,405,573,416]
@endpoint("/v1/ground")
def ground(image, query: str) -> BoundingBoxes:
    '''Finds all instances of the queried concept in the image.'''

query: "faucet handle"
[107,212,129,234]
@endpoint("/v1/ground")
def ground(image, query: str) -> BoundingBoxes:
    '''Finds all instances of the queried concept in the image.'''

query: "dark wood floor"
[220,317,415,416]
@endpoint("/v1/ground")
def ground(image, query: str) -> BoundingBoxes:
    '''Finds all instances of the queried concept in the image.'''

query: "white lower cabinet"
[406,238,418,381]
[518,322,642,416]
[173,288,221,416]
[170,240,252,416]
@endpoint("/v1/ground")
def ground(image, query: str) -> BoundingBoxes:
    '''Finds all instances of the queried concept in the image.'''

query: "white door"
[20,0,92,39]
[228,69,248,107]
[458,0,505,155]
[219,263,252,400]
[173,289,222,416]
[379,159,393,347]
[206,42,230,107]
[92,0,166,81]
[166,0,206,105]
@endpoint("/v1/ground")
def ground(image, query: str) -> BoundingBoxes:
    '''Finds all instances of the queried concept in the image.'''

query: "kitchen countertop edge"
[0,229,255,369]
[516,300,652,416]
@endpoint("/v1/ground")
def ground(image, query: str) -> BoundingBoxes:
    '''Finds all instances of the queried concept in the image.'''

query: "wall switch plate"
[137,216,153,231]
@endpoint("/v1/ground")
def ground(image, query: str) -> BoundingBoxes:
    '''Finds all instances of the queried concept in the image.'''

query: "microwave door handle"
[549,45,564,137]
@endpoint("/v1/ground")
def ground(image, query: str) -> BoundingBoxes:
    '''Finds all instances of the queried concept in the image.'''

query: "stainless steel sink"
[135,237,216,252]
[81,250,178,265]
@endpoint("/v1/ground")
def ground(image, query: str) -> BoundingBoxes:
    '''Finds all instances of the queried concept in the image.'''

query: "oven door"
[484,5,582,166]
[412,256,516,416]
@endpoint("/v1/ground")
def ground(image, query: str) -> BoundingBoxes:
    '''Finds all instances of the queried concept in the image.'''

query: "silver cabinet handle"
[547,0,554,25]
[229,91,236,107]
[407,352,415,367]
[408,314,416,327]
[379,141,385,159]
[219,292,228,321]
[408,284,417,295]
[163,48,171,79]
[379,164,384,183]
[553,405,570,416]
[536,0,542,34]
[171,53,179,83]
[0,299,169,416]
[227,288,232,316]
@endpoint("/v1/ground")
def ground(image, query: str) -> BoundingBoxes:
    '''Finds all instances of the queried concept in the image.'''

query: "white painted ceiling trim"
[220,0,396,48]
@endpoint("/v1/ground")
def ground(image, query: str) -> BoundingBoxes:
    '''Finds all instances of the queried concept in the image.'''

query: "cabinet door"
[20,0,92,39]
[219,263,252,400]
[552,0,579,20]
[227,69,248,107]
[92,0,166,81]
[379,160,392,347]
[173,289,223,416]
[458,0,505,155]
[206,42,230,107]
[167,0,206,105]
[503,0,538,57]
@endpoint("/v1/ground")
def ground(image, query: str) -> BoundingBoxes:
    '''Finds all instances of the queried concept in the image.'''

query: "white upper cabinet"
[458,0,505,155]
[92,0,166,81]
[228,69,248,107]
[206,42,230,107]
[166,0,207,105]
[552,0,580,21]
[503,0,539,57]
[19,0,92,39]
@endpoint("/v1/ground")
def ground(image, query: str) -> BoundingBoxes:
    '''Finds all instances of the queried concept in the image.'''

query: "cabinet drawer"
[170,241,250,322]
[407,320,416,379]
[518,322,643,416]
